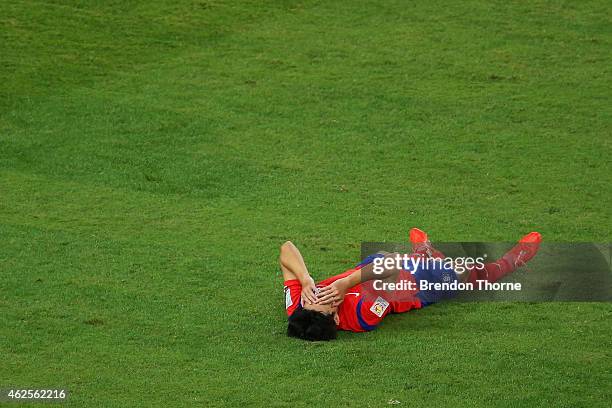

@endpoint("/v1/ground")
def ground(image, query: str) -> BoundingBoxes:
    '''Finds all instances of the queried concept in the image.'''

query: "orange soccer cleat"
[519,231,542,245]
[409,227,445,258]
[409,227,429,245]
[504,231,542,268]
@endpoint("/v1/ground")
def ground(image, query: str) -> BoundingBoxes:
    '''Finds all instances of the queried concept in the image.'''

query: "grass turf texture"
[1,0,611,406]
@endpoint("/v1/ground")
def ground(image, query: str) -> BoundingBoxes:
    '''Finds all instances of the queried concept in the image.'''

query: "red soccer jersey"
[284,268,421,332]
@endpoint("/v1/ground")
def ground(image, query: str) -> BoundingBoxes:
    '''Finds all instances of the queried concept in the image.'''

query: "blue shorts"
[355,253,386,268]
[413,264,459,307]
[357,253,459,307]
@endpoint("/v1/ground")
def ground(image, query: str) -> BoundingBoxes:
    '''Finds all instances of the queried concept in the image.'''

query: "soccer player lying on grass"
[281,228,542,341]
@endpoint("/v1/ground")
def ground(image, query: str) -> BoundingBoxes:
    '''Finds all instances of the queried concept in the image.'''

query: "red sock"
[467,234,541,284]
[410,240,446,259]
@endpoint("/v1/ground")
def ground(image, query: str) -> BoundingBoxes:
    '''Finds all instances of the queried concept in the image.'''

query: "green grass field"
[1,0,611,406]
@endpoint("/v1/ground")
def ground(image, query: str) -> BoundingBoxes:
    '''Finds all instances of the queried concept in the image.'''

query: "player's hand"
[317,280,347,306]
[300,277,318,306]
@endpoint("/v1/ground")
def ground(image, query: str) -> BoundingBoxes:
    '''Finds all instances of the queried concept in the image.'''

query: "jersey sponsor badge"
[284,286,293,309]
[370,296,390,317]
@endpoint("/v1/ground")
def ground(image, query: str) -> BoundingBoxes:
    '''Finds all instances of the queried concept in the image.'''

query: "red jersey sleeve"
[283,279,302,316]
[356,295,391,330]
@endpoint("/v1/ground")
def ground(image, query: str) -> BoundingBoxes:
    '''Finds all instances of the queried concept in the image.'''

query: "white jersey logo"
[369,296,390,317]
[284,286,293,309]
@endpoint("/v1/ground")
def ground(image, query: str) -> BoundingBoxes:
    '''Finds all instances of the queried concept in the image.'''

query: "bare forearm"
[336,253,400,290]
[279,241,312,284]
[358,255,400,281]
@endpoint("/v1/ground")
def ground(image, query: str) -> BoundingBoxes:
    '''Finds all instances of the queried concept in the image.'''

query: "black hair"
[287,307,337,341]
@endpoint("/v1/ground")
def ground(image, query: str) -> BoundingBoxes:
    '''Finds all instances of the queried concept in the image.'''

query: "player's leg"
[408,228,542,307]
[408,228,458,305]
[410,228,541,283]
[465,232,542,284]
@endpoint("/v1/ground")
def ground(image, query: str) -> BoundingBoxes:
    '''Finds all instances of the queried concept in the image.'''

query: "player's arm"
[279,241,318,304]
[317,253,402,305]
